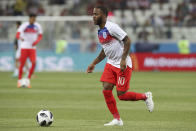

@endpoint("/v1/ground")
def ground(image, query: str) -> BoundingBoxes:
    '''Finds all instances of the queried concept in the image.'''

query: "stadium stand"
[0,0,196,52]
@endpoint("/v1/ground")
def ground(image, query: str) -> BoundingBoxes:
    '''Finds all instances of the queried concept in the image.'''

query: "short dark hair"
[16,21,21,25]
[95,5,108,17]
[29,14,37,18]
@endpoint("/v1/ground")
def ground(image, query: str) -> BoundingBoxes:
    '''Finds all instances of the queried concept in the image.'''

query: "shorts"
[20,49,36,63]
[100,63,132,92]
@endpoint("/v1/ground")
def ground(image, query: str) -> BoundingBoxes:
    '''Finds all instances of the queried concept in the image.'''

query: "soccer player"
[86,5,154,126]
[13,21,29,78]
[16,14,43,88]
[13,21,22,77]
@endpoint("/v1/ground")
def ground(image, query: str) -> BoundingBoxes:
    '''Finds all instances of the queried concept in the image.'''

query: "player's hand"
[86,64,95,73]
[32,41,38,46]
[120,59,126,72]
[32,42,36,46]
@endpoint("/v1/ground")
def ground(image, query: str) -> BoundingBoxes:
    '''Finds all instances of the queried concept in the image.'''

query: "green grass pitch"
[0,71,196,131]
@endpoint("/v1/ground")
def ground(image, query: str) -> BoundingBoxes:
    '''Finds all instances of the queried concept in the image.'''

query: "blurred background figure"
[55,39,68,54]
[177,35,190,54]
[16,14,42,88]
[13,21,29,78]
[13,21,21,77]
[13,0,26,16]
[149,14,164,39]
[135,27,159,52]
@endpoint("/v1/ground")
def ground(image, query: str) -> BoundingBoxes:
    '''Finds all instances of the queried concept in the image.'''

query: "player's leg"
[101,64,123,126]
[116,66,146,100]
[18,49,28,79]
[102,82,123,126]
[116,66,154,112]
[26,49,36,88]
[23,60,29,78]
[16,58,20,70]
[102,82,119,119]
[28,49,36,79]
[18,49,28,87]
[118,91,147,101]
[13,49,20,77]
[13,59,19,77]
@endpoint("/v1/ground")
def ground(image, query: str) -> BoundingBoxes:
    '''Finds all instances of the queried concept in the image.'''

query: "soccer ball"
[21,78,28,87]
[36,110,53,126]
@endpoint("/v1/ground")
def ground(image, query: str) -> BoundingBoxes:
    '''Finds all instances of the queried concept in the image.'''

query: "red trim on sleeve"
[16,32,20,39]
[32,34,43,46]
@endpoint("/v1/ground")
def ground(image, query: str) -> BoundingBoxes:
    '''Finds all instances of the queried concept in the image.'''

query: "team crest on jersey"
[103,32,107,39]
[98,27,113,44]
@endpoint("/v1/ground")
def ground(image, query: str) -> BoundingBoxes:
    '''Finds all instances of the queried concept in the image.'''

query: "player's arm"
[16,32,21,40]
[14,38,18,50]
[33,24,43,46]
[120,35,131,72]
[109,23,130,71]
[86,49,106,73]
[16,23,24,41]
[32,34,43,46]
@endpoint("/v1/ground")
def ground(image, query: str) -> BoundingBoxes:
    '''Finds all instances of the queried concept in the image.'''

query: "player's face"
[16,24,20,28]
[29,17,36,24]
[93,8,103,25]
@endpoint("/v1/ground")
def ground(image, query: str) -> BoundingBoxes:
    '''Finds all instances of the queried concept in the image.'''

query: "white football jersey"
[97,21,132,68]
[17,22,42,49]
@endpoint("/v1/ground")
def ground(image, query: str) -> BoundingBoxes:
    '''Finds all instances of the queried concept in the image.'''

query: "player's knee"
[103,86,112,90]
[117,91,126,100]
[102,82,114,90]
[118,95,123,100]
[31,61,36,65]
